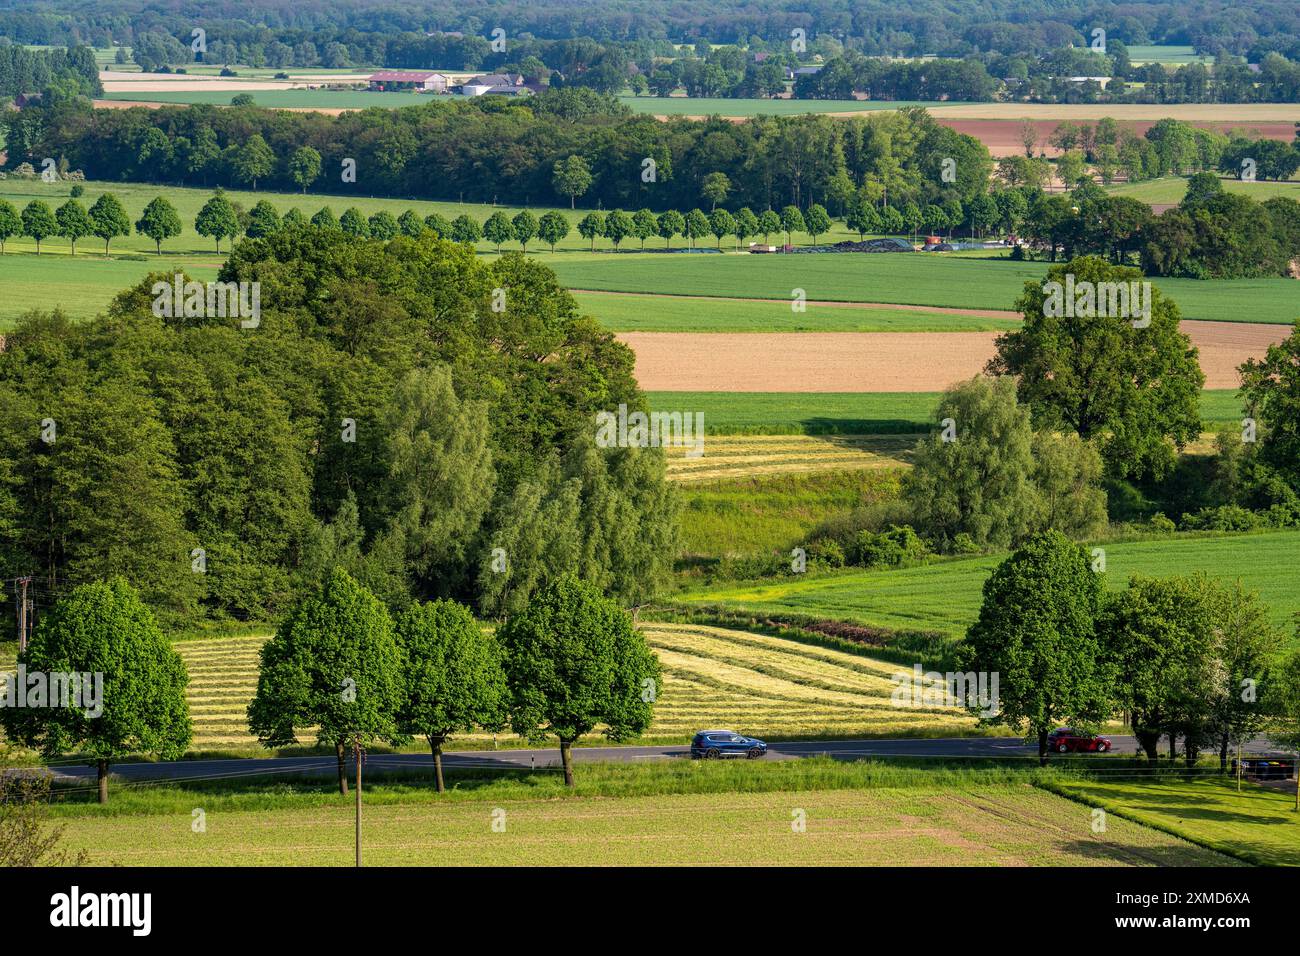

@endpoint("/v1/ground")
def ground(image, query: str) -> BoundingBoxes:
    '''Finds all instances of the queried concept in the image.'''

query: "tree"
[423,212,451,238]
[288,146,322,193]
[804,204,831,244]
[282,208,307,229]
[1270,637,1300,803]
[87,193,131,256]
[395,599,507,792]
[0,200,20,254]
[1030,430,1107,539]
[397,209,424,238]
[309,206,337,229]
[483,210,514,251]
[538,210,570,252]
[846,194,878,240]
[656,209,684,249]
[194,192,240,252]
[903,376,1040,551]
[54,199,91,256]
[232,133,275,190]
[988,256,1204,480]
[631,208,657,250]
[245,199,282,239]
[552,155,593,208]
[733,207,758,250]
[960,531,1110,764]
[577,211,605,251]
[449,214,481,244]
[701,171,731,210]
[779,205,805,245]
[1202,580,1282,772]
[902,202,923,241]
[368,210,398,240]
[498,577,659,786]
[339,207,370,238]
[683,208,710,249]
[0,579,191,804]
[1240,320,1300,494]
[135,196,182,254]
[603,209,633,250]
[21,200,56,255]
[511,210,538,252]
[758,209,781,244]
[709,208,735,250]
[247,568,403,795]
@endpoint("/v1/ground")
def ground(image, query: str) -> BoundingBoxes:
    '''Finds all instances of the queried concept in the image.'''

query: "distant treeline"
[2,94,996,213]
[2,0,1300,61]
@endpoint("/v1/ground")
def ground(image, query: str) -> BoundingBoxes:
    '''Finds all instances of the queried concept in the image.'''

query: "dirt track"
[622,320,1286,392]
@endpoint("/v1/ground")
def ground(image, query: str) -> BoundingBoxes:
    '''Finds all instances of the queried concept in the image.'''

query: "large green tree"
[0,578,190,803]
[135,196,182,254]
[988,255,1204,480]
[498,577,659,785]
[395,599,507,791]
[88,192,131,256]
[960,531,1110,764]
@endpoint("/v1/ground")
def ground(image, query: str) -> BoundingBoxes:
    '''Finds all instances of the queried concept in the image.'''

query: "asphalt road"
[44,735,1285,784]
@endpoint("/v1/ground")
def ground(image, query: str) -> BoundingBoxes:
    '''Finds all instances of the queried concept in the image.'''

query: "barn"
[367,71,451,92]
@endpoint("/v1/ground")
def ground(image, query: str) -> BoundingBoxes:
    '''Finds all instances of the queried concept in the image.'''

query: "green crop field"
[99,88,443,109]
[677,529,1300,638]
[618,96,962,117]
[1125,45,1212,65]
[551,253,1300,325]
[675,469,903,555]
[53,776,1231,866]
[1046,776,1300,866]
[648,390,1244,434]
[576,291,1021,332]
[1108,176,1300,205]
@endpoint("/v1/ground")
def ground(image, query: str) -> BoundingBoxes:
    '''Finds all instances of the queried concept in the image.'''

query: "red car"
[1046,728,1111,753]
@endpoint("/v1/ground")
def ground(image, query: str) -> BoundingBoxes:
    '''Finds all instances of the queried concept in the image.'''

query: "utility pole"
[354,736,362,867]
[1236,741,1241,793]
[15,576,31,651]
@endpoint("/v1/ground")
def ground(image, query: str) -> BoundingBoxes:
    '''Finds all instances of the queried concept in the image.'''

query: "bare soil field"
[622,320,1284,392]
[928,103,1300,122]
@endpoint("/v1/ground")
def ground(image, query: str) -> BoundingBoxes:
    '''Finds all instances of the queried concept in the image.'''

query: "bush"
[950,532,982,554]
[1179,505,1269,532]
[1147,512,1176,534]
[808,499,913,550]
[848,524,929,569]
[805,538,845,568]
[69,184,84,198]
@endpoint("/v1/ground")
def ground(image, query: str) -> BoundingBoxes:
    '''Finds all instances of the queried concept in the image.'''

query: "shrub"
[848,524,929,569]
[1147,512,1176,534]
[805,538,845,568]
[69,184,84,198]
[1179,505,1269,532]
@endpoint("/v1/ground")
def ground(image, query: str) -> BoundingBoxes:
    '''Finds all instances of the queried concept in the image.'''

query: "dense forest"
[2,0,1300,59]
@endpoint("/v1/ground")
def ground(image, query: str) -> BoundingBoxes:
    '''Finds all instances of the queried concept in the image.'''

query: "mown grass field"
[648,390,1244,434]
[675,469,903,555]
[1045,775,1300,866]
[99,89,444,109]
[1125,45,1212,65]
[1107,176,1300,205]
[11,620,975,755]
[551,253,1300,325]
[677,529,1300,639]
[54,776,1231,866]
[665,433,916,483]
[579,291,1020,332]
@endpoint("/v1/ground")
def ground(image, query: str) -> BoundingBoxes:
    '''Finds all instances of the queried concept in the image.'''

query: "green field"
[551,253,1300,325]
[1108,176,1300,205]
[677,529,1300,638]
[576,291,1021,332]
[648,390,1245,434]
[1047,775,1300,866]
[53,777,1230,866]
[1125,45,1212,65]
[618,96,962,117]
[99,88,444,109]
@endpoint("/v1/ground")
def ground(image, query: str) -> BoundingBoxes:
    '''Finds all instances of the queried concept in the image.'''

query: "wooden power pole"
[15,576,31,651]
[355,737,362,867]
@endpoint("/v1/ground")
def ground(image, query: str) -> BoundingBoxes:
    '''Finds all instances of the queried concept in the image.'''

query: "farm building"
[367,71,452,92]
[459,73,526,96]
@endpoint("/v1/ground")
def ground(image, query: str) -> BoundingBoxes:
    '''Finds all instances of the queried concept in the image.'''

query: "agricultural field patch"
[619,96,965,117]
[54,781,1233,866]
[677,529,1300,639]
[664,434,916,482]
[1107,176,1300,205]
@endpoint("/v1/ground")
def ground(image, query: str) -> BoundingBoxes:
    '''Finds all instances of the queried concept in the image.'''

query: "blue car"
[690,729,767,760]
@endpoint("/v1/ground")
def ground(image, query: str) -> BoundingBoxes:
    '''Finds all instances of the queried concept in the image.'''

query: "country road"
[44,735,1286,784]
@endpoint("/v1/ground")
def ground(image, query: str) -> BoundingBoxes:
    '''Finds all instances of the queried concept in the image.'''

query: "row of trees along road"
[250,569,660,792]
[962,531,1292,767]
